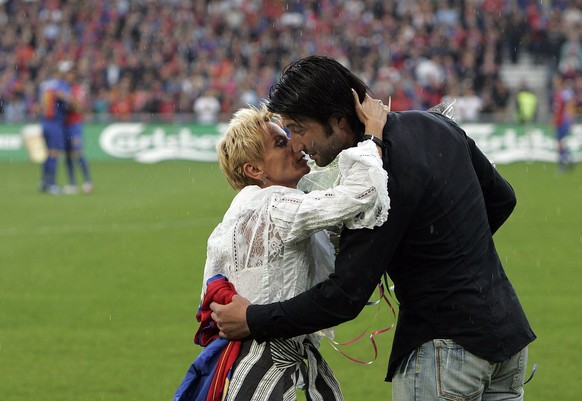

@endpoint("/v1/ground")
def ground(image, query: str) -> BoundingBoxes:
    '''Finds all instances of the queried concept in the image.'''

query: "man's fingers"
[210,302,222,328]
[231,294,250,305]
[207,295,251,340]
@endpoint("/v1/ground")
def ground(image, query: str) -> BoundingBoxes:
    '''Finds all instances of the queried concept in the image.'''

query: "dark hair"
[267,55,369,134]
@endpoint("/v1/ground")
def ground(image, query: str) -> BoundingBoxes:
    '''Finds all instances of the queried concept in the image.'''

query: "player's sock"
[66,156,76,186]
[43,156,58,186]
[79,156,91,183]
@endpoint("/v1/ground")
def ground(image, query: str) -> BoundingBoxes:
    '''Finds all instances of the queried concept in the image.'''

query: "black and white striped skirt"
[225,338,344,401]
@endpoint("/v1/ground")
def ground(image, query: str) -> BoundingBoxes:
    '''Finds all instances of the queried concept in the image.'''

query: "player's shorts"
[64,122,84,152]
[41,121,65,150]
[556,118,573,140]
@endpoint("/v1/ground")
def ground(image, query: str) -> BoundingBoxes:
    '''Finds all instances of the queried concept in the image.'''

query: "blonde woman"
[176,91,390,401]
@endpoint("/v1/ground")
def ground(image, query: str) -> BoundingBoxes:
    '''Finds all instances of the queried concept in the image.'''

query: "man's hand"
[210,294,252,339]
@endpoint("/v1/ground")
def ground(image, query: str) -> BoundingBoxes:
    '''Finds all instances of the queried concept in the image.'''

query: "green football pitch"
[1,160,580,400]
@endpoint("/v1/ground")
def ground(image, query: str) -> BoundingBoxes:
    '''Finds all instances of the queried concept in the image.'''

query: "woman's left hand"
[352,89,390,141]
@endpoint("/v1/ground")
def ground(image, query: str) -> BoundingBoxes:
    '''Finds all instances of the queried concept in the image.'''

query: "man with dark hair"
[211,55,536,400]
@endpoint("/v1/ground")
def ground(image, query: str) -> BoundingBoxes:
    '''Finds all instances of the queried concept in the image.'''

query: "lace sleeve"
[270,140,390,243]
[203,196,285,303]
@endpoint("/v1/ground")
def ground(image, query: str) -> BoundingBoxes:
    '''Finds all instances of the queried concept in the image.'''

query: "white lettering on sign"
[463,124,582,164]
[99,123,225,163]
[0,134,22,150]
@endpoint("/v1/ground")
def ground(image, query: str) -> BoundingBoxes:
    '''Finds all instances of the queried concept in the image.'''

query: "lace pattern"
[202,140,389,320]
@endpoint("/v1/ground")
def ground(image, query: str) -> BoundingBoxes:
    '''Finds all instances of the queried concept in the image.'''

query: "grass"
[0,160,580,400]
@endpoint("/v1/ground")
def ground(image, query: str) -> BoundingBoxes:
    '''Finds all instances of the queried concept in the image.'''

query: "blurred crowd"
[1,0,581,124]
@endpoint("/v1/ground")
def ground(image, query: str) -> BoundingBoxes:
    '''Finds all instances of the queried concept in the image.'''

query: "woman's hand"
[352,89,390,142]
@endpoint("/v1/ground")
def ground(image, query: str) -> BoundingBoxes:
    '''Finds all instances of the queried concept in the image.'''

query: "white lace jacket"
[201,140,390,340]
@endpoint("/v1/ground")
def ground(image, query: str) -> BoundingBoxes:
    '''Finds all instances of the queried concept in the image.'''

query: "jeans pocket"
[510,347,528,393]
[434,339,486,401]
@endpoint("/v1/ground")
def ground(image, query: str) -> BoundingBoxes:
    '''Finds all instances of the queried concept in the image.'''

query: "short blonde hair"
[217,104,275,190]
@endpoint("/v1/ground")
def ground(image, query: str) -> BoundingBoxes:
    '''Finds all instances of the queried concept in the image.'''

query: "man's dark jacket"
[247,110,536,381]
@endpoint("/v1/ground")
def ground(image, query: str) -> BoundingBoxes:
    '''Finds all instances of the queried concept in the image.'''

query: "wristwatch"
[362,134,386,150]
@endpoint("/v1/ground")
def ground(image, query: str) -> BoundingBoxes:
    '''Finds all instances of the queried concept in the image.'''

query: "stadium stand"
[0,0,581,123]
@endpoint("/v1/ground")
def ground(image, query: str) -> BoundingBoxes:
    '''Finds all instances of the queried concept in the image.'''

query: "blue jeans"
[392,339,528,401]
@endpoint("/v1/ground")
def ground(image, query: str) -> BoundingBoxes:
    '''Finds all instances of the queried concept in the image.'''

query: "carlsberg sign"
[99,123,226,163]
[1,122,580,164]
[96,122,581,164]
[463,123,582,164]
